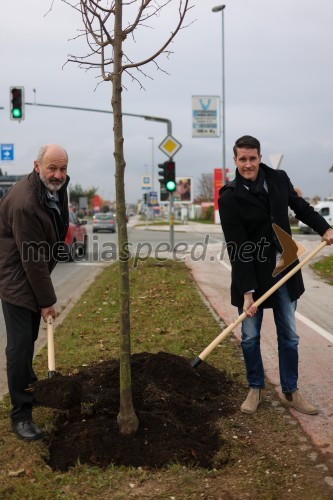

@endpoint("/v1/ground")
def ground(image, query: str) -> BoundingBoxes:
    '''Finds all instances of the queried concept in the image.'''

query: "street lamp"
[148,136,155,191]
[212,4,227,185]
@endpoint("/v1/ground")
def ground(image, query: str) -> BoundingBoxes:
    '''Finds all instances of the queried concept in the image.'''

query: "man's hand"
[322,228,333,245]
[243,292,258,318]
[41,306,56,322]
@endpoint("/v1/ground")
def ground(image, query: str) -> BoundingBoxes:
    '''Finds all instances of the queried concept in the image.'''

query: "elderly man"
[0,144,69,440]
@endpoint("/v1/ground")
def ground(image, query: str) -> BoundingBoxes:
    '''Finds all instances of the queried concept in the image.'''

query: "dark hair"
[233,135,261,157]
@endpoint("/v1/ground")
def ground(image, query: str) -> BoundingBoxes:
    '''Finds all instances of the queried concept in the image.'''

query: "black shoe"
[12,420,43,441]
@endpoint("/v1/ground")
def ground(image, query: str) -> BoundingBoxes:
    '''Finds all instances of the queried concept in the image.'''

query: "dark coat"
[218,163,331,308]
[0,170,69,312]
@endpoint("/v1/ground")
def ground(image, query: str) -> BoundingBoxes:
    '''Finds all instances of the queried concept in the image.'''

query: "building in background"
[0,170,26,199]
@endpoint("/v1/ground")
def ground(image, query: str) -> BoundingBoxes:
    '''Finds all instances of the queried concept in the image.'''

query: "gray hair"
[36,144,68,165]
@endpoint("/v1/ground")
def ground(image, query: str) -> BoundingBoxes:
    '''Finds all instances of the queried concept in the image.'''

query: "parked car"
[93,212,117,233]
[64,209,87,259]
[298,201,333,234]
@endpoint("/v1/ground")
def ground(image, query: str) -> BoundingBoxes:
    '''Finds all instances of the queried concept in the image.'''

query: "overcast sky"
[1,0,333,204]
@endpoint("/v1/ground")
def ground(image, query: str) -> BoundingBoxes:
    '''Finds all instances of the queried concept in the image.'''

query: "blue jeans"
[238,284,299,394]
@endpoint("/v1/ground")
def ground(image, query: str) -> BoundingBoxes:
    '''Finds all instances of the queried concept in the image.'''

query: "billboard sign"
[214,168,222,224]
[192,96,220,138]
[159,177,193,204]
[148,191,158,207]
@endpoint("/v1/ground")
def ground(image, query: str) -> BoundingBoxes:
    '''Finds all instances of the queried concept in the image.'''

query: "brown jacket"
[0,171,69,312]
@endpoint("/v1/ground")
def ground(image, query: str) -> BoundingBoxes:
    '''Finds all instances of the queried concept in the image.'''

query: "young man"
[0,144,69,440]
[218,135,333,415]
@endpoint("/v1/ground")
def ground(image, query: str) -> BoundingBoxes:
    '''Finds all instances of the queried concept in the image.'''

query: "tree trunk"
[113,0,139,435]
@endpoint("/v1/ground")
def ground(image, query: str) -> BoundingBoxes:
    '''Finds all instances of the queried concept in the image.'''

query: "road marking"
[295,312,333,343]
[71,262,107,267]
[217,254,333,343]
[208,235,223,243]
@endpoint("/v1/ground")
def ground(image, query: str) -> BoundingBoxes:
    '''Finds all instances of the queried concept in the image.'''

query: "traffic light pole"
[25,102,172,135]
[169,192,174,249]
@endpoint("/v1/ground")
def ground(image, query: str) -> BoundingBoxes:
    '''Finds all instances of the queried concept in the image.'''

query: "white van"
[298,201,333,234]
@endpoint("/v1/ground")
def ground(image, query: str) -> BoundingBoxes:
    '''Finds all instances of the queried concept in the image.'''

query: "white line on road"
[217,254,333,344]
[295,312,333,343]
[71,262,107,266]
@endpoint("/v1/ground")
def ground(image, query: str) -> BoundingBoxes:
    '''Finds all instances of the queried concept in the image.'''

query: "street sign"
[0,144,14,161]
[141,175,152,190]
[159,135,182,158]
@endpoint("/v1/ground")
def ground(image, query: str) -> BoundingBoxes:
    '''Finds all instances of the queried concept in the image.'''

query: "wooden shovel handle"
[47,315,56,373]
[192,240,327,367]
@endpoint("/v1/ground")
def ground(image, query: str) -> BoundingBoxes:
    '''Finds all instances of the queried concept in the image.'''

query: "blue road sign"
[0,144,14,161]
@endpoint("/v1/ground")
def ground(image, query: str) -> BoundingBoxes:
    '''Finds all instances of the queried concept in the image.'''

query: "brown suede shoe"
[280,390,319,415]
[240,388,262,414]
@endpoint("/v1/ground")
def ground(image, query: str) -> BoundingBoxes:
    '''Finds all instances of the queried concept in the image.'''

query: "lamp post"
[148,136,155,191]
[212,4,227,186]
[148,136,155,222]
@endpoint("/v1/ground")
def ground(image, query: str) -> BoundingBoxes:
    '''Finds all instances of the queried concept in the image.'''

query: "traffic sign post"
[158,135,182,250]
[141,175,152,190]
[159,135,182,158]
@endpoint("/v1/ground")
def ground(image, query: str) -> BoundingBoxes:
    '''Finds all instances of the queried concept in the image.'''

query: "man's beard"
[39,172,66,192]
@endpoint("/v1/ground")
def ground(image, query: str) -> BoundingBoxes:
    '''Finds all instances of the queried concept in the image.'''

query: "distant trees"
[196,173,214,202]
[69,184,98,207]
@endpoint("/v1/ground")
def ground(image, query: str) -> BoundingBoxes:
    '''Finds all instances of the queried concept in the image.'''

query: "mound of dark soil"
[33,352,240,471]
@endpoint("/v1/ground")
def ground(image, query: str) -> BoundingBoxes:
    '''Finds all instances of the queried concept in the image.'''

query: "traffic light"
[143,193,148,204]
[165,161,176,192]
[158,162,167,187]
[10,86,25,121]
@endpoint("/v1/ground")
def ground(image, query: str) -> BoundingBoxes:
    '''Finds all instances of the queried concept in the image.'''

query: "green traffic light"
[12,108,22,118]
[166,180,176,192]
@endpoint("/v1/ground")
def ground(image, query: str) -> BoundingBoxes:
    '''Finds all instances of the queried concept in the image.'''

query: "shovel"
[191,240,327,368]
[47,315,56,378]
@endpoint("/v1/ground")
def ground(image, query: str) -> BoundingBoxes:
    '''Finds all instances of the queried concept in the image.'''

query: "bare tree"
[56,0,192,434]
[196,173,213,202]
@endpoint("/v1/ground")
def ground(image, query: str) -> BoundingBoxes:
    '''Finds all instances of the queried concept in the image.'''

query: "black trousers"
[2,301,40,422]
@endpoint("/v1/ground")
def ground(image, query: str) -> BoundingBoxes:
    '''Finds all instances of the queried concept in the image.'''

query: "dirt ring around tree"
[32,351,240,472]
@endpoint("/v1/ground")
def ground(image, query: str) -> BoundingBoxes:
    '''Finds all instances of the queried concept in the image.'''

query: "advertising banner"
[214,168,222,224]
[159,177,193,204]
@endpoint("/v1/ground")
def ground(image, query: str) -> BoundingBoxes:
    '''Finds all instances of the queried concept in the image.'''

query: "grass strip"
[311,255,333,284]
